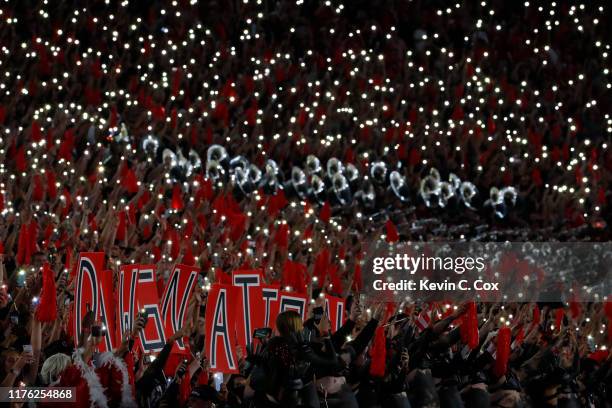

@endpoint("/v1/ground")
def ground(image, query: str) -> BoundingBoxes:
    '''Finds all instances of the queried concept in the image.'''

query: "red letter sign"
[73,252,105,347]
[279,291,308,320]
[205,284,240,374]
[160,264,199,353]
[324,295,346,333]
[232,270,265,349]
[136,265,167,353]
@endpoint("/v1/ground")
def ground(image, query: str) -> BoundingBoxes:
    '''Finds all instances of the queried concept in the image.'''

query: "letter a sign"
[205,284,240,374]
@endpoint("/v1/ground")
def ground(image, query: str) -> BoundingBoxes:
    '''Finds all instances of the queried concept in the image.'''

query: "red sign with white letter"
[73,252,105,348]
[232,270,265,350]
[136,265,167,353]
[324,295,346,333]
[205,284,240,374]
[160,264,199,354]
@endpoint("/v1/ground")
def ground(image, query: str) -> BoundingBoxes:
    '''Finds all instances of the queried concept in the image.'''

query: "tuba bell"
[290,166,309,199]
[260,159,281,194]
[206,144,228,163]
[309,174,326,204]
[206,160,226,182]
[494,186,517,219]
[327,157,344,180]
[448,173,461,191]
[438,181,455,208]
[229,155,249,173]
[370,161,388,185]
[344,163,360,183]
[142,135,160,157]
[389,171,411,202]
[460,181,478,210]
[248,164,262,186]
[188,150,202,171]
[420,171,441,208]
[355,181,376,209]
[162,148,178,168]
[332,173,352,206]
[306,155,322,175]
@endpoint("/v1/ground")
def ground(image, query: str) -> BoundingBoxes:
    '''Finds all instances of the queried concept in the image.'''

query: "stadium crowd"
[0,0,610,406]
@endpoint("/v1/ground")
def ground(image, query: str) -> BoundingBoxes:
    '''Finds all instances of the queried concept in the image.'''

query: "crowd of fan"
[0,269,611,407]
[0,0,610,407]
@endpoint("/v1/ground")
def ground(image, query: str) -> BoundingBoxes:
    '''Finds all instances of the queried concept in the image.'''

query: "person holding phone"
[0,348,33,387]
[136,323,193,407]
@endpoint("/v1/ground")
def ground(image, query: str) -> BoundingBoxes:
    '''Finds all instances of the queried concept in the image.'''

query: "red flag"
[415,308,431,333]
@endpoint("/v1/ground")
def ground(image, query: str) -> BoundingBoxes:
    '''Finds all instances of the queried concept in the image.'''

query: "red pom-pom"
[116,211,127,242]
[532,304,540,327]
[493,327,511,377]
[32,174,44,201]
[369,325,387,377]
[36,263,58,322]
[182,243,195,266]
[320,201,331,223]
[46,169,57,199]
[171,185,184,210]
[460,301,479,349]
[274,223,289,248]
[313,249,330,287]
[123,167,139,194]
[554,308,564,332]
[15,145,27,172]
[282,260,307,293]
[385,220,399,243]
